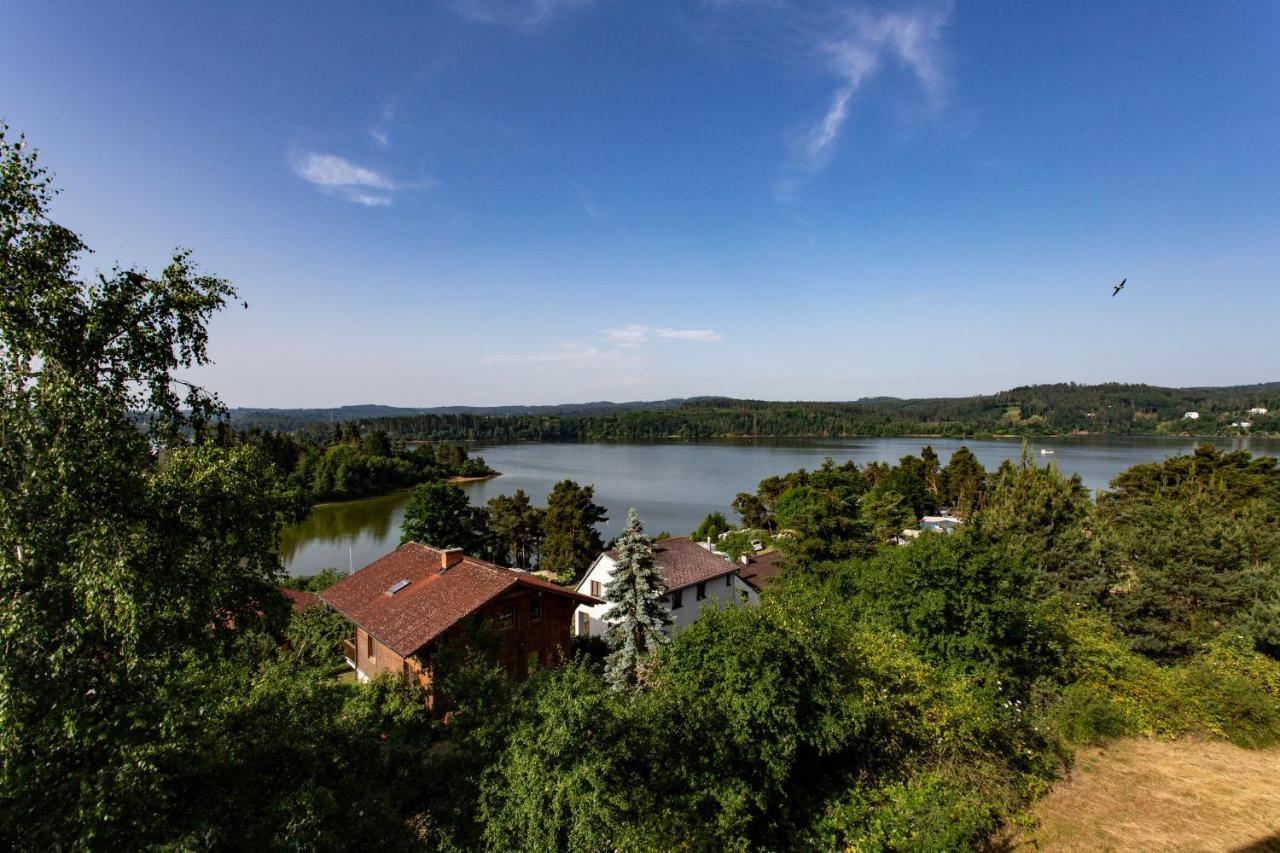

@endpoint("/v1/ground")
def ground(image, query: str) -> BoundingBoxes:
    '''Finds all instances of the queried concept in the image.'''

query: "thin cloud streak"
[439,0,594,30]
[483,344,606,364]
[776,2,952,199]
[290,150,433,207]
[602,324,724,346]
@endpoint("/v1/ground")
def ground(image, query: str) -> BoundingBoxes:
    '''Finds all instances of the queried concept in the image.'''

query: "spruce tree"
[603,509,672,692]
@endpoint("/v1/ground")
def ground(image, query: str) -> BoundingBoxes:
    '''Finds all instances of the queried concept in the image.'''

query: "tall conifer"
[603,509,672,692]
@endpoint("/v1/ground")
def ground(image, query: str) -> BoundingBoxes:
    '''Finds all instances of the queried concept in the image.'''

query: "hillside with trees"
[230,383,1280,442]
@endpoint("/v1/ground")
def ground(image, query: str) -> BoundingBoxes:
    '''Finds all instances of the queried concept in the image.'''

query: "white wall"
[572,554,758,638]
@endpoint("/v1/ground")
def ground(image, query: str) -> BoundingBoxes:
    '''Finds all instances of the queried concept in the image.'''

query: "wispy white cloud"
[483,343,606,364]
[602,324,724,346]
[773,3,947,195]
[655,328,723,342]
[369,96,397,149]
[291,150,433,207]
[488,324,723,366]
[438,0,594,31]
[727,2,953,200]
[602,324,651,347]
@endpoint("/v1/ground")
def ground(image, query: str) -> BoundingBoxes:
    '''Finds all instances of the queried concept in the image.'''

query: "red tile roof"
[737,549,785,591]
[607,536,737,591]
[280,588,320,613]
[320,543,600,657]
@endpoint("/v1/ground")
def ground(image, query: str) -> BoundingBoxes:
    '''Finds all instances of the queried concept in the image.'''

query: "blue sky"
[3,1,1278,406]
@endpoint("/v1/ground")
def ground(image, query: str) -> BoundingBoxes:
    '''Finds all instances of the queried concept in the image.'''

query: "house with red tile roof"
[735,549,785,592]
[321,542,600,693]
[572,536,758,639]
[280,587,320,613]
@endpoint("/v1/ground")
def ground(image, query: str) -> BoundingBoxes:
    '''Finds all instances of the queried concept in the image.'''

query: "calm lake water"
[280,435,1276,576]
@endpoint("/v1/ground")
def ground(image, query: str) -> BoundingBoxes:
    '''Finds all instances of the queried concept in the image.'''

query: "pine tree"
[540,479,607,585]
[603,509,672,692]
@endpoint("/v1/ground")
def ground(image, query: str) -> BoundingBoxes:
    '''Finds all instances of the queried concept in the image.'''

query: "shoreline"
[309,472,501,509]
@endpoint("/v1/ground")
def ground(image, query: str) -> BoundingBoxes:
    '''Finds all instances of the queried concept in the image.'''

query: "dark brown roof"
[320,543,599,657]
[737,549,785,591]
[607,536,737,591]
[280,588,320,613]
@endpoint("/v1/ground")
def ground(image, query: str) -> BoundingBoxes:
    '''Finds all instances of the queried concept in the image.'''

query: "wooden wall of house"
[355,625,408,678]
[349,587,579,706]
[420,588,576,684]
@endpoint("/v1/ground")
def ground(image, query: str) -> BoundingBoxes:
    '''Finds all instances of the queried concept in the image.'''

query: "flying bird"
[1111,278,1126,297]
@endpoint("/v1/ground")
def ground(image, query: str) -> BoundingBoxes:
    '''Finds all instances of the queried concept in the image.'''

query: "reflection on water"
[280,435,1279,576]
[280,490,412,573]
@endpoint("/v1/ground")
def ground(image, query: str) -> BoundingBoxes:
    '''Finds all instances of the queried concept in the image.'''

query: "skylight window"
[386,579,410,595]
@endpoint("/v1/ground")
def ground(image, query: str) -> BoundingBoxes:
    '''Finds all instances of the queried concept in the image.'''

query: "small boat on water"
[1039,449,1055,455]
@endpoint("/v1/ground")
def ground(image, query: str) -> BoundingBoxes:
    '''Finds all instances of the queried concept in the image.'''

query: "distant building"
[1249,407,1269,416]
[920,515,963,533]
[573,537,757,638]
[736,549,785,592]
[322,543,598,695]
[899,515,963,545]
[1232,421,1252,429]
[1183,411,1200,420]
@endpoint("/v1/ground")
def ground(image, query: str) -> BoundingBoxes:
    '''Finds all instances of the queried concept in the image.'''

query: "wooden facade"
[350,586,577,692]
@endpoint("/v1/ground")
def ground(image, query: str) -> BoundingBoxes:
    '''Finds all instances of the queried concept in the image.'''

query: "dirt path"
[1010,738,1280,852]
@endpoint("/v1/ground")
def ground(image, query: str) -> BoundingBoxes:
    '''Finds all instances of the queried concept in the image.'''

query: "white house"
[1249,407,1269,416]
[572,536,758,638]
[1232,421,1252,429]
[1183,411,1200,420]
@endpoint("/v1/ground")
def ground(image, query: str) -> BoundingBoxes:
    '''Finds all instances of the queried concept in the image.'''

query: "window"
[696,582,707,601]
[590,580,602,597]
[578,611,591,637]
[671,589,683,609]
[366,633,374,660]
[495,603,516,630]
[726,574,733,587]
[529,597,542,623]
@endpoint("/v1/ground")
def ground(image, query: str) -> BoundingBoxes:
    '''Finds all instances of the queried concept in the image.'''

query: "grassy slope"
[1008,738,1280,851]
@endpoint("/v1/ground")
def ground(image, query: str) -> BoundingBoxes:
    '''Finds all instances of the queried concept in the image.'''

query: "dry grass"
[1008,738,1280,852]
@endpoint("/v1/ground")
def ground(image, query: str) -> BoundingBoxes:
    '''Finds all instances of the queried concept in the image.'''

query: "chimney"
[739,555,749,565]
[440,548,464,572]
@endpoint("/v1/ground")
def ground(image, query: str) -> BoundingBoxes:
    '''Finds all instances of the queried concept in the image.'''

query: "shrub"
[1051,683,1130,744]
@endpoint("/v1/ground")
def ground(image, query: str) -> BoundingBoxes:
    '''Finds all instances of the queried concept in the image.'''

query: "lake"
[280,435,1276,576]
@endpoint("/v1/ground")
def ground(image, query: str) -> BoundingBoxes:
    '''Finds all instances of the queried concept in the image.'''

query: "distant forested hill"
[229,382,1280,441]
[227,398,699,432]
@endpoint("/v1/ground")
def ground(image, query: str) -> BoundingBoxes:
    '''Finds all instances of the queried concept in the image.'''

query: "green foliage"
[977,450,1115,618]
[281,566,346,592]
[1098,446,1280,661]
[285,603,352,666]
[602,509,672,692]
[0,127,292,846]
[540,480,607,585]
[400,481,489,553]
[859,488,917,543]
[690,510,732,542]
[478,661,649,851]
[941,445,987,517]
[718,528,761,561]
[486,489,544,569]
[835,525,1064,688]
[1052,613,1280,747]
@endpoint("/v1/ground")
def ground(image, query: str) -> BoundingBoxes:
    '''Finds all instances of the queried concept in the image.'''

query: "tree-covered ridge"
[233,381,1280,442]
